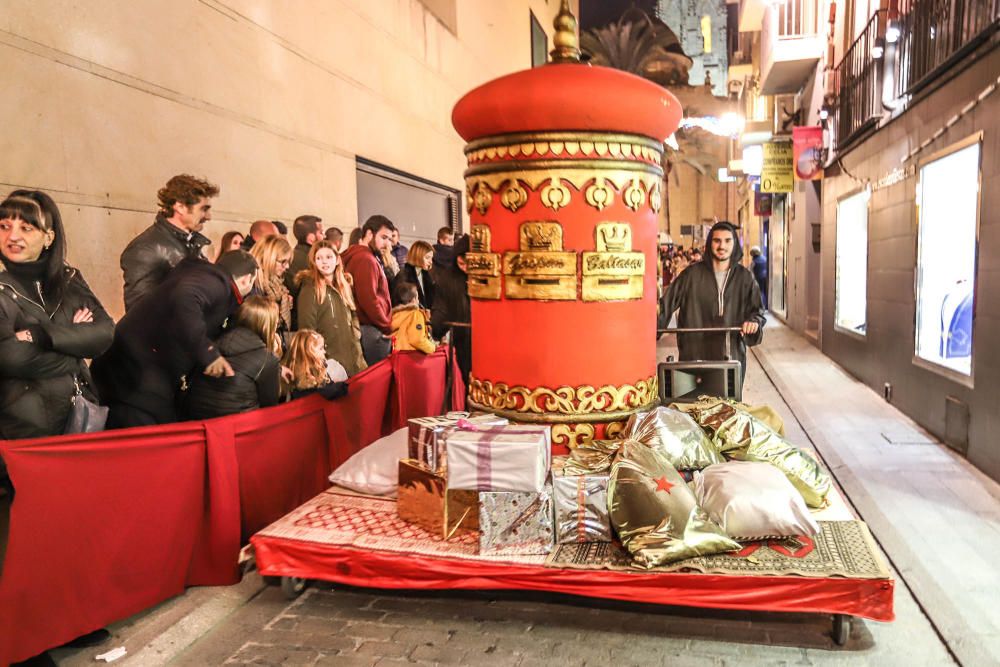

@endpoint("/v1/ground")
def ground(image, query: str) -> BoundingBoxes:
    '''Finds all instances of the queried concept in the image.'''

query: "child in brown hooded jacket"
[390,282,436,354]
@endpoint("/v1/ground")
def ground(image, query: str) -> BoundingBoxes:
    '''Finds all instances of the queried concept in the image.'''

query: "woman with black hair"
[0,190,114,440]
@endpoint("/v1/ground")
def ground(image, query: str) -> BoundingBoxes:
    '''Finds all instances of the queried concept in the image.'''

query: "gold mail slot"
[582,274,644,301]
[581,252,645,276]
[468,274,502,300]
[506,275,577,300]
[465,252,501,277]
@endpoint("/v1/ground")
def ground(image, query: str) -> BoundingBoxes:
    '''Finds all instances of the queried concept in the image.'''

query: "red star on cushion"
[655,476,675,494]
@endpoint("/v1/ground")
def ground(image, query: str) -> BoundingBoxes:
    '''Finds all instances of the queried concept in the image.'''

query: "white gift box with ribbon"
[446,425,550,493]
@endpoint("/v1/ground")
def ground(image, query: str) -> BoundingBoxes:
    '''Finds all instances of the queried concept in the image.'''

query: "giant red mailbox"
[450,3,683,448]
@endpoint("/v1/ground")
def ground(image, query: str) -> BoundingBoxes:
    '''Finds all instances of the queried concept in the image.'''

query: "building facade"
[729,0,1000,482]
[0,0,572,318]
[658,0,731,96]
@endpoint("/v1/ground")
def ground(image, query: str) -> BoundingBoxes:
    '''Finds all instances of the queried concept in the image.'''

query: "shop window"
[834,190,869,335]
[914,139,981,378]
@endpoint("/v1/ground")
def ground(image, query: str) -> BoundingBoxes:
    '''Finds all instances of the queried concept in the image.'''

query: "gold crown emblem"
[470,225,491,252]
[524,224,557,251]
[599,225,630,252]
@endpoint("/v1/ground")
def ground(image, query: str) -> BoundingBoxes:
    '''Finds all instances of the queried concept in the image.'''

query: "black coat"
[93,258,240,424]
[430,266,471,385]
[183,326,280,419]
[396,263,435,309]
[120,214,211,312]
[661,250,766,376]
[0,265,113,438]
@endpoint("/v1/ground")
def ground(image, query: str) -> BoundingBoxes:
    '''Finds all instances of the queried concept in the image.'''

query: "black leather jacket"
[0,264,114,438]
[120,214,211,312]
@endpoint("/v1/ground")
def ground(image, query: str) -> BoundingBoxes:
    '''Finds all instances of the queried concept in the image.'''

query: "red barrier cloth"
[0,423,241,665]
[389,348,466,427]
[0,349,459,665]
[253,537,895,622]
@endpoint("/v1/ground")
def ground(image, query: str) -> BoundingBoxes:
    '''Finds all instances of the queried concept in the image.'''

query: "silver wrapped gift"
[407,413,507,472]
[478,485,554,555]
[552,456,612,544]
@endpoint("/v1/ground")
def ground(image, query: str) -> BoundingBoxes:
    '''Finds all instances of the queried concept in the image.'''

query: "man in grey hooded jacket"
[660,221,766,378]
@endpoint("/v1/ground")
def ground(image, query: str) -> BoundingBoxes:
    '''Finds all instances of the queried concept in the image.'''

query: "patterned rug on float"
[547,520,890,578]
[255,490,890,579]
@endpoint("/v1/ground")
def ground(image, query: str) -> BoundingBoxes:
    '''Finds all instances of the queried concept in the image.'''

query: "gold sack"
[562,438,622,476]
[607,439,739,568]
[671,397,785,437]
[686,400,831,508]
[625,407,723,470]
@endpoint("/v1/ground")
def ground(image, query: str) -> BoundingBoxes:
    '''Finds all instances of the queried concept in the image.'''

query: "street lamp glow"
[742,145,763,176]
[719,112,745,137]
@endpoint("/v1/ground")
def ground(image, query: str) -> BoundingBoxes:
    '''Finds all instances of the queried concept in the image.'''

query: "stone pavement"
[47,322,1000,666]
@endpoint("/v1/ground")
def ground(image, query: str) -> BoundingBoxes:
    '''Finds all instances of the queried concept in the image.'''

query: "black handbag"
[64,377,108,434]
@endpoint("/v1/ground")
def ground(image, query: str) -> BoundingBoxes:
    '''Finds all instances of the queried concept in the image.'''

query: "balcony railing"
[834,0,998,155]
[894,0,1000,97]
[834,11,883,150]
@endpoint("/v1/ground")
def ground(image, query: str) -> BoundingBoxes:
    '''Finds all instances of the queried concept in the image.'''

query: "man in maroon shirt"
[342,215,396,365]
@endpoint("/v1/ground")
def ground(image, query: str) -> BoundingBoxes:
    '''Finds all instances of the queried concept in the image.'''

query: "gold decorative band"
[468,374,659,423]
[465,159,663,180]
[464,131,664,168]
[466,170,663,215]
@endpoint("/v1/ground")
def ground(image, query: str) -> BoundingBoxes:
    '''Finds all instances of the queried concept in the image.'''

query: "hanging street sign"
[761,141,794,193]
[793,126,824,180]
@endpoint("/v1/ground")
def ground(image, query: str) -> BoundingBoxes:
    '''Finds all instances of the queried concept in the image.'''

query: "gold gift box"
[397,459,479,539]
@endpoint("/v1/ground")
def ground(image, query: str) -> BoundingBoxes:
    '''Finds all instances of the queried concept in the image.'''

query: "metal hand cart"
[657,326,745,403]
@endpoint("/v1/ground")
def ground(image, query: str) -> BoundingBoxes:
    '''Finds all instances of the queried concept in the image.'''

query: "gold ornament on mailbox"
[503,222,577,300]
[582,222,645,301]
[466,224,502,300]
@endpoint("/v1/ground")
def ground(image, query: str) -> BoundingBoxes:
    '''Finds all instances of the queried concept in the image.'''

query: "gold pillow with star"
[608,439,740,568]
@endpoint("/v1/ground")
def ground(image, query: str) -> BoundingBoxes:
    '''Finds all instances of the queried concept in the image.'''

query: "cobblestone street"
[50,322,1000,666]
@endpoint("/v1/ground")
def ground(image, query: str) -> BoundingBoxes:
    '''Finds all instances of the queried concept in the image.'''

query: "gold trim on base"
[468,374,658,421]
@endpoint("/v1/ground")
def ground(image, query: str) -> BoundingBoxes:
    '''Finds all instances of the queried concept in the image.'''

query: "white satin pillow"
[328,427,408,497]
[693,461,820,540]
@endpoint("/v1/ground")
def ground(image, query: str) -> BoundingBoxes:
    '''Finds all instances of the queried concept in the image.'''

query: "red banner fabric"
[0,348,461,665]
[253,536,895,623]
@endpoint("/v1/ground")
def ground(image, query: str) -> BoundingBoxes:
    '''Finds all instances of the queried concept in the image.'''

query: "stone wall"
[0,0,569,318]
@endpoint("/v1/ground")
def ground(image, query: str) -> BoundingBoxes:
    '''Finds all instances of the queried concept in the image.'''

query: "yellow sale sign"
[761,142,793,193]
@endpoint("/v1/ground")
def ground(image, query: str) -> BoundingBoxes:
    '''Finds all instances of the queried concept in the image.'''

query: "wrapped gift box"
[408,414,507,472]
[397,459,478,539]
[446,426,550,493]
[552,456,612,544]
[478,485,554,555]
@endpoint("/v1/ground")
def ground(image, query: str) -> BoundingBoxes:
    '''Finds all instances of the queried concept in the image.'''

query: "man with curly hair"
[120,174,219,311]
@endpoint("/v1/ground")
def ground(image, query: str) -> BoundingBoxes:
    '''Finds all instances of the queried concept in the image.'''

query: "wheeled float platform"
[251,486,894,647]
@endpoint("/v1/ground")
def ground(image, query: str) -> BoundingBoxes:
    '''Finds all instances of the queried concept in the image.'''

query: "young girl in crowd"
[294,240,367,376]
[396,240,435,309]
[390,281,436,354]
[250,235,294,344]
[216,231,245,261]
[281,329,349,401]
[183,296,282,419]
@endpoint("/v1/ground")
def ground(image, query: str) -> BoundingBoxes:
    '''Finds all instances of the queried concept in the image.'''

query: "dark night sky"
[579,0,660,30]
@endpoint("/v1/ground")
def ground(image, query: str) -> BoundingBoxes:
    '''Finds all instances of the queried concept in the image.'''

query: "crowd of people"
[0,174,474,453]
[659,239,768,307]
